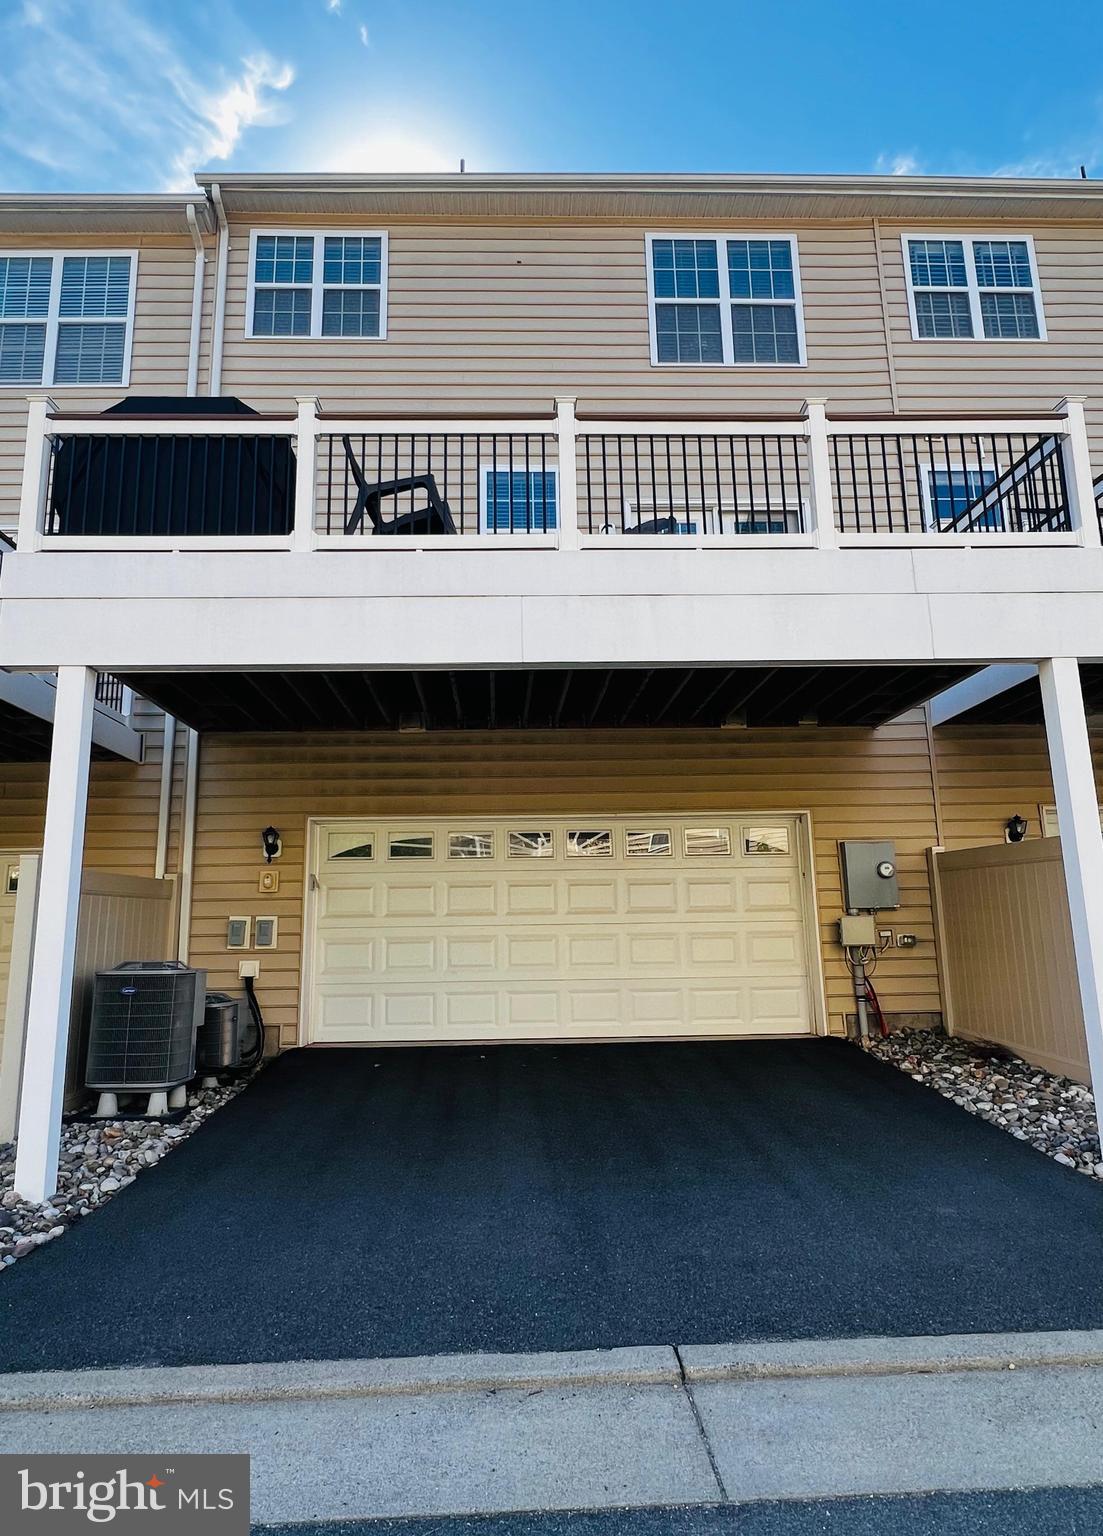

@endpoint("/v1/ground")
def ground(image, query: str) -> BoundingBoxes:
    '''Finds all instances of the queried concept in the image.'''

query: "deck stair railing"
[830,428,1071,535]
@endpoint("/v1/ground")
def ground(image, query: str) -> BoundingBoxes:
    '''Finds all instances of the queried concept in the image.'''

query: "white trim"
[245,229,389,341]
[645,232,807,368]
[901,233,1047,343]
[478,463,559,534]
[0,249,138,390]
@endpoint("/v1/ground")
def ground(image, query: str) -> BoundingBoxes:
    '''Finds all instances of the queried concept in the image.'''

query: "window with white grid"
[0,252,136,387]
[247,230,388,339]
[903,235,1045,341]
[647,234,805,366]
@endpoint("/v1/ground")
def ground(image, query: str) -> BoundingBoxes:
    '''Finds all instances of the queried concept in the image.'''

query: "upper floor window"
[645,234,805,367]
[246,230,388,339]
[903,236,1045,341]
[0,252,136,387]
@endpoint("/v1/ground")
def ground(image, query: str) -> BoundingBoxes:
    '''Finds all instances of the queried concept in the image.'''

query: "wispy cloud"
[874,151,923,176]
[991,151,1097,179]
[326,0,342,11]
[0,0,294,190]
[359,24,370,47]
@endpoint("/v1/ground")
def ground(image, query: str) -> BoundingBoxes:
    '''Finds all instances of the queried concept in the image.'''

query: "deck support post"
[802,397,836,548]
[1056,396,1101,547]
[292,396,320,552]
[14,666,95,1202]
[1039,657,1103,1125]
[555,396,580,549]
[17,394,56,553]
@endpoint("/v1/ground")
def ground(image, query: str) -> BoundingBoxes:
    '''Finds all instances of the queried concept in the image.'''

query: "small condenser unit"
[197,991,241,1077]
[86,961,206,1117]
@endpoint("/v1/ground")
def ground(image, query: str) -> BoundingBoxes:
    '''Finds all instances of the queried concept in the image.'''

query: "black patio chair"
[341,437,457,536]
[622,515,684,535]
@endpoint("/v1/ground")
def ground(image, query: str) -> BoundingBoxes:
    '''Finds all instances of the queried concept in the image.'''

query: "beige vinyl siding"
[931,724,1103,849]
[0,698,180,877]
[0,234,208,530]
[188,719,943,1048]
[220,220,895,415]
[879,222,1103,456]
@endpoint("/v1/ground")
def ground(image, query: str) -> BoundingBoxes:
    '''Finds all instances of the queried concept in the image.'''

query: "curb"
[5,1328,1103,1413]
[678,1328,1103,1382]
[0,1344,682,1413]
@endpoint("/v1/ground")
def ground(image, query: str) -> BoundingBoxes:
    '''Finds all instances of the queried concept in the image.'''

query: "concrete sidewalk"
[2,1332,1103,1524]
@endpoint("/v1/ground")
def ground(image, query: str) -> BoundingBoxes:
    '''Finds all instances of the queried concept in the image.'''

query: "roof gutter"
[185,203,206,397]
[209,182,229,397]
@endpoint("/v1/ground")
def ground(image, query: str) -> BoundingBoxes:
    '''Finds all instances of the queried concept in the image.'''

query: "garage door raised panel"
[309,815,814,1044]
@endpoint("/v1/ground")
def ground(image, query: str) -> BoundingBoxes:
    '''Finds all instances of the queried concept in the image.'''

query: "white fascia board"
[928,664,1040,726]
[0,670,142,762]
[0,591,999,670]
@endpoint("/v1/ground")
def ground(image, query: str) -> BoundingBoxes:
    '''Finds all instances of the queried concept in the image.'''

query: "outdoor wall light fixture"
[1005,813,1028,844]
[262,826,283,863]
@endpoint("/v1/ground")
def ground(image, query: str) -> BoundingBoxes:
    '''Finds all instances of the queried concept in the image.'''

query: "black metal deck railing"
[318,432,558,536]
[578,433,807,535]
[94,673,128,713]
[1095,472,1103,541]
[830,431,1071,535]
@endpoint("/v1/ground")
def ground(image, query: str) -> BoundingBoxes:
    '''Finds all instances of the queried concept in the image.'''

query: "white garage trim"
[300,811,826,1047]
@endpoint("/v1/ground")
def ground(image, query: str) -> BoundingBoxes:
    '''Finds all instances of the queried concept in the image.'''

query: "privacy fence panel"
[930,839,1088,1082]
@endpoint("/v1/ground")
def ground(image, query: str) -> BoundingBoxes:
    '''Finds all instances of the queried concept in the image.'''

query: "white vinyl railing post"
[1056,395,1100,548]
[17,395,56,553]
[1039,657,1103,1131]
[555,396,580,550]
[802,397,836,549]
[14,666,95,1202]
[293,396,320,552]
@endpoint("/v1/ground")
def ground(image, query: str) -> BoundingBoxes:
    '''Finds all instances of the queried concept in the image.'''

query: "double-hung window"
[903,236,1045,341]
[247,230,388,339]
[0,252,136,387]
[646,234,805,366]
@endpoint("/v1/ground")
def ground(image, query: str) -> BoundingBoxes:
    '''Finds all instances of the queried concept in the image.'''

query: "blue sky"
[3,0,1103,191]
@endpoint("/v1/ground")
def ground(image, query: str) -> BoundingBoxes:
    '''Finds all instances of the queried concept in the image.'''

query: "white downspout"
[154,713,177,881]
[209,182,229,397]
[176,728,199,963]
[185,204,206,397]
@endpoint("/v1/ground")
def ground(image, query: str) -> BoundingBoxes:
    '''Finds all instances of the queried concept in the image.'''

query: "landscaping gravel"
[867,1028,1102,1181]
[0,1071,258,1270]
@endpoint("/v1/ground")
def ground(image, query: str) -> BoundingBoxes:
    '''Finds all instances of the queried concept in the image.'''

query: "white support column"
[802,397,837,549]
[555,396,580,550]
[16,395,56,553]
[1056,395,1101,548]
[14,666,95,1202]
[292,396,319,552]
[1039,657,1103,1124]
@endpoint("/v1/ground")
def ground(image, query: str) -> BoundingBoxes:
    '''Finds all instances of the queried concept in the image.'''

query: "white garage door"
[307,815,816,1044]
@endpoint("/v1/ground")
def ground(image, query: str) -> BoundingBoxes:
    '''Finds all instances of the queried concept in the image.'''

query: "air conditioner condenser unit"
[86,961,206,1118]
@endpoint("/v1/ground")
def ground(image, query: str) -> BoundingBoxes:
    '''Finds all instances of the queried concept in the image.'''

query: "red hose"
[864,976,889,1037]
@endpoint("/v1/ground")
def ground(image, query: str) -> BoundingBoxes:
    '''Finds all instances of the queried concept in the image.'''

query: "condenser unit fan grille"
[86,963,202,1090]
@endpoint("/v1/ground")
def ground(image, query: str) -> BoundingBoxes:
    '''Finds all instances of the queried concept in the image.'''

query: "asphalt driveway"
[2,1039,1102,1371]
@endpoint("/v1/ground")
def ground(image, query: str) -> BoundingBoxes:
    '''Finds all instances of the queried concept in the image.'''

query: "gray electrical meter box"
[839,840,900,911]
